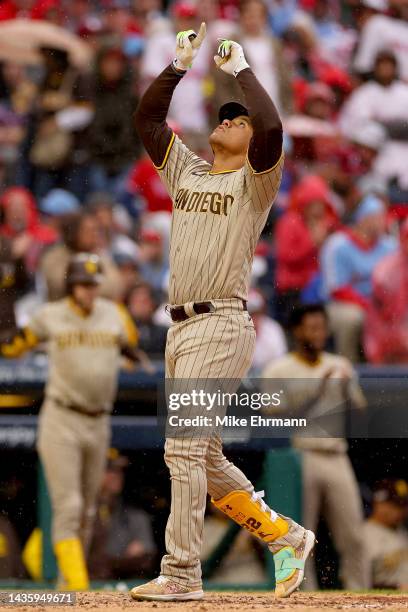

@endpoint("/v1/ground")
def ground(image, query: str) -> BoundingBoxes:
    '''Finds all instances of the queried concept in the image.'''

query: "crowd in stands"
[1,0,408,365]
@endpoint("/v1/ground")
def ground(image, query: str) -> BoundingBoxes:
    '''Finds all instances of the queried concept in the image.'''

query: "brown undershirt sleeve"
[135,64,186,167]
[236,68,283,173]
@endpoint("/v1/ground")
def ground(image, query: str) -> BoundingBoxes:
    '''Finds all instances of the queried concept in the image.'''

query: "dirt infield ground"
[5,591,408,612]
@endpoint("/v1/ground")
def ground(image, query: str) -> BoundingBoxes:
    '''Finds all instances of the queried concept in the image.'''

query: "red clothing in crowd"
[0,187,57,271]
[128,157,172,214]
[0,0,61,20]
[365,221,408,363]
[275,175,337,293]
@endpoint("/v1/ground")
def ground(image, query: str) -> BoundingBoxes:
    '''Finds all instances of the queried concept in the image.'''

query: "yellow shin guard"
[54,538,89,590]
[212,490,289,544]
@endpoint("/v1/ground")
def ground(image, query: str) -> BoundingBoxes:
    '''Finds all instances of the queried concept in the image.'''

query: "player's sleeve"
[135,64,185,173]
[236,68,283,171]
[117,304,139,348]
[243,152,284,212]
[235,68,284,211]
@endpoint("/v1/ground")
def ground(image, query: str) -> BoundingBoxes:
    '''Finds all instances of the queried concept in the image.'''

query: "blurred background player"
[363,479,408,589]
[262,304,369,590]
[1,253,140,590]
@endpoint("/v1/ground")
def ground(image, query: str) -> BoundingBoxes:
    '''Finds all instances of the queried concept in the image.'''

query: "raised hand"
[173,22,207,72]
[214,39,250,77]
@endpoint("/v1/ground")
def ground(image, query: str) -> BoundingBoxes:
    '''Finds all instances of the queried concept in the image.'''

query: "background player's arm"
[0,305,51,358]
[0,326,40,358]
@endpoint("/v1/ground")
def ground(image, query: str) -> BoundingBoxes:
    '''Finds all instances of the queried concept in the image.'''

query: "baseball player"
[1,253,139,591]
[262,304,369,590]
[131,24,314,601]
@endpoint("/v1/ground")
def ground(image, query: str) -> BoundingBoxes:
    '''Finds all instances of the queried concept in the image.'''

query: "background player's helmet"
[218,101,249,123]
[66,253,103,293]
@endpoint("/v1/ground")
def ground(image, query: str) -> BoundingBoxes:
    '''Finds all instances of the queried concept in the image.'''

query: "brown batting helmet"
[66,253,103,292]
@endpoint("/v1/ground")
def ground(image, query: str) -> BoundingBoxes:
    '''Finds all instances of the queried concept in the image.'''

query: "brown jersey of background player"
[131,29,315,603]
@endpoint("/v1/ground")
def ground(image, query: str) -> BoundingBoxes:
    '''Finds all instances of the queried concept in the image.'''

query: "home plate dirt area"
[8,591,408,612]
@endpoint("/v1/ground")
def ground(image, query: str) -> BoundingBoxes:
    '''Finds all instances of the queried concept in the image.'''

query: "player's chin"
[209,131,223,146]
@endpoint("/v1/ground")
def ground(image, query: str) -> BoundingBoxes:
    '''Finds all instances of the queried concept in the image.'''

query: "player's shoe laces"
[130,576,204,601]
[271,528,315,598]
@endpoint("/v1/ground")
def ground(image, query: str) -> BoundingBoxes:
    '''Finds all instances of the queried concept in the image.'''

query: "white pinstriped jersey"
[157,134,284,305]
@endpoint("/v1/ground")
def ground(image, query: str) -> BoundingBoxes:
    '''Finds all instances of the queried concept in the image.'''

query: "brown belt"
[50,397,108,418]
[169,300,247,323]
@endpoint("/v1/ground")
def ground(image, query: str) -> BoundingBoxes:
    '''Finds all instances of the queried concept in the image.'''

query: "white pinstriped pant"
[161,300,258,587]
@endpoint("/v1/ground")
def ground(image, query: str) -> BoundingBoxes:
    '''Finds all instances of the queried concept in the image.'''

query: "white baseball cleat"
[130,575,204,601]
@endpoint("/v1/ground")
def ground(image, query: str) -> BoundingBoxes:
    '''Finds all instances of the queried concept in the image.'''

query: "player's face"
[295,312,328,353]
[209,116,253,156]
[72,283,99,313]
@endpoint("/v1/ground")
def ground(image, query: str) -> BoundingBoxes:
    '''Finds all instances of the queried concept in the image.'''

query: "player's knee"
[53,494,83,540]
[207,449,231,472]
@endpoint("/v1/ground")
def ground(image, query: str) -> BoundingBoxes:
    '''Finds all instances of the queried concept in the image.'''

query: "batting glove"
[173,22,207,72]
[214,40,250,77]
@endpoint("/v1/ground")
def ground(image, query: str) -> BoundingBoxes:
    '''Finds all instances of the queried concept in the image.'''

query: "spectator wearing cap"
[321,194,397,362]
[126,282,167,358]
[88,45,140,198]
[353,0,408,80]
[88,448,157,580]
[138,229,168,292]
[363,479,408,589]
[247,288,287,372]
[274,175,337,324]
[365,218,408,363]
[39,211,123,301]
[340,50,408,200]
